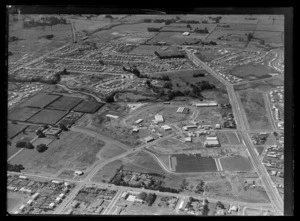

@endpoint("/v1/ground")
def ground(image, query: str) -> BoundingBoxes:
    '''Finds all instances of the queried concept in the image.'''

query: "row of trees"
[147,27,162,32]
[194,27,209,34]
[208,16,222,23]
[193,72,205,77]
[8,163,25,172]
[15,140,48,153]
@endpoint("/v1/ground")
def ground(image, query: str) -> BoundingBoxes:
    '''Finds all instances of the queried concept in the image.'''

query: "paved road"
[185,49,283,214]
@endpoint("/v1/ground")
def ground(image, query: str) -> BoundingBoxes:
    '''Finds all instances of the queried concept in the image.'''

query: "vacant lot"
[8,106,40,122]
[171,154,218,173]
[72,100,104,113]
[46,96,82,111]
[234,77,284,92]
[7,123,28,139]
[21,131,105,175]
[238,90,272,130]
[21,93,61,109]
[230,64,275,80]
[195,106,223,125]
[91,159,124,183]
[226,132,241,145]
[220,156,253,171]
[27,109,68,125]
[130,45,164,55]
[217,132,230,145]
[146,31,203,45]
[255,146,264,156]
[216,23,257,31]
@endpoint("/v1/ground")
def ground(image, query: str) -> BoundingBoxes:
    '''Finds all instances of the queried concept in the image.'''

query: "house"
[106,114,119,119]
[182,32,190,36]
[51,180,63,184]
[27,199,33,205]
[154,114,164,123]
[229,205,238,212]
[19,176,27,179]
[215,124,221,129]
[132,128,139,133]
[135,119,143,124]
[121,192,129,199]
[204,140,220,147]
[161,125,172,131]
[74,171,84,176]
[184,137,192,142]
[31,192,40,200]
[183,125,198,131]
[49,202,55,209]
[126,195,137,202]
[144,136,155,143]
[193,102,218,107]
[71,200,80,208]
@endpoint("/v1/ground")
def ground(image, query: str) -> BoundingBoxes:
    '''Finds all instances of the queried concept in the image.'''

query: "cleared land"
[8,106,40,122]
[220,156,253,171]
[21,93,61,108]
[171,154,218,173]
[99,144,127,160]
[130,45,164,55]
[7,123,28,139]
[230,64,275,80]
[238,90,272,130]
[217,132,230,145]
[72,100,104,113]
[45,96,82,111]
[194,107,223,125]
[18,131,105,175]
[146,31,204,45]
[27,109,68,125]
[255,146,264,156]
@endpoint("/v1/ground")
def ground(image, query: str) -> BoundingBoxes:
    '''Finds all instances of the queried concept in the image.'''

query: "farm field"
[253,31,283,46]
[27,109,68,125]
[238,90,272,130]
[8,106,40,122]
[7,123,28,139]
[72,100,104,113]
[17,131,105,175]
[170,154,218,173]
[20,93,61,109]
[45,96,82,111]
[225,132,241,145]
[220,156,253,172]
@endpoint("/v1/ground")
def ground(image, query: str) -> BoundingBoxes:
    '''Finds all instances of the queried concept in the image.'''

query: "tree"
[202,204,209,215]
[247,32,254,41]
[216,201,225,209]
[36,144,48,153]
[25,141,34,149]
[7,139,11,146]
[137,192,147,201]
[186,24,192,29]
[58,122,68,131]
[105,15,113,19]
[145,193,157,206]
[163,82,172,89]
[16,141,26,148]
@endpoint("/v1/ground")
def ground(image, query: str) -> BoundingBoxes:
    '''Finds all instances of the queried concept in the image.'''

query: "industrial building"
[193,102,218,107]
[144,136,155,143]
[204,136,220,147]
[183,125,198,131]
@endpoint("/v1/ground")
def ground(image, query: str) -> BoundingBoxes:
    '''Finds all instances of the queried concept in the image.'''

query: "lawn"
[8,106,41,122]
[220,156,253,172]
[226,132,241,145]
[20,93,61,109]
[171,154,218,173]
[238,90,272,130]
[20,131,105,175]
[7,123,28,139]
[45,96,82,111]
[27,109,68,125]
[32,137,55,147]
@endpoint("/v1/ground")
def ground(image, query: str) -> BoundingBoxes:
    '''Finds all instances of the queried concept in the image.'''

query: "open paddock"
[146,31,203,45]
[8,106,41,122]
[72,100,104,114]
[230,64,276,80]
[220,156,253,172]
[194,106,223,126]
[21,93,61,109]
[45,96,82,111]
[7,123,28,139]
[253,31,283,45]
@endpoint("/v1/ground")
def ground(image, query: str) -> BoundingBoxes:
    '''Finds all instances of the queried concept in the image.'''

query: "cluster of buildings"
[204,135,220,147]
[7,175,74,214]
[222,112,236,128]
[251,132,269,145]
[269,87,284,131]
[67,186,117,215]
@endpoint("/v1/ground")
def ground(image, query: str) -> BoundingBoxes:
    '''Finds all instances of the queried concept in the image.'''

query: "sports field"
[170,154,218,173]
[72,100,104,113]
[27,109,68,125]
[21,93,61,109]
[8,106,40,122]
[220,156,253,172]
[45,96,82,111]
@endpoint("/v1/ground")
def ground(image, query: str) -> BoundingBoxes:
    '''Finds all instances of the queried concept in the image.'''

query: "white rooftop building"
[154,114,164,123]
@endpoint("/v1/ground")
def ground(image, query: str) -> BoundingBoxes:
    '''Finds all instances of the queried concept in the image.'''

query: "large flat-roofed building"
[183,125,198,131]
[193,102,218,107]
[161,125,172,131]
[135,119,143,124]
[204,140,220,147]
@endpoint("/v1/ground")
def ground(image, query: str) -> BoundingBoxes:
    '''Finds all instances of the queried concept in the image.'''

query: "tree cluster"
[194,27,209,34]
[216,201,225,209]
[16,141,34,149]
[36,144,48,153]
[147,27,162,32]
[38,34,54,40]
[195,180,205,193]
[105,15,113,19]
[9,36,19,42]
[163,82,172,89]
[23,16,67,28]
[8,163,25,172]
[208,16,222,23]
[145,193,157,206]
[178,20,200,24]
[201,41,217,46]
[247,32,254,41]
[193,73,205,77]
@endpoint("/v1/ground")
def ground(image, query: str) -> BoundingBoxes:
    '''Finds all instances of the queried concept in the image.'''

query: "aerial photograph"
[7,6,286,216]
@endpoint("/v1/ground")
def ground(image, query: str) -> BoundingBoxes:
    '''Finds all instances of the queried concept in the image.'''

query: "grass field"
[90,159,123,183]
[27,109,68,125]
[99,144,126,160]
[238,90,272,130]
[146,31,203,45]
[32,137,55,147]
[45,96,82,111]
[217,132,230,145]
[225,132,241,145]
[216,23,257,31]
[171,154,218,173]
[130,45,164,55]
[253,31,283,46]
[7,123,28,139]
[230,64,275,80]
[195,106,223,125]
[21,93,61,109]
[234,77,284,92]
[220,156,253,171]
[243,208,267,215]
[201,90,229,104]
[8,106,41,122]
[19,131,105,175]
[72,100,104,113]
